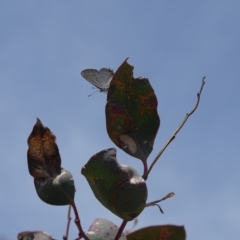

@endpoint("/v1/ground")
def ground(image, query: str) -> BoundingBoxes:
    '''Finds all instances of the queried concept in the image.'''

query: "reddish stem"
[114,220,128,240]
[71,201,89,240]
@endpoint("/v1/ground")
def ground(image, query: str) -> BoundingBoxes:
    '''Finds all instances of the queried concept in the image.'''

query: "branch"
[70,201,89,240]
[63,205,72,240]
[145,77,206,178]
[114,220,128,240]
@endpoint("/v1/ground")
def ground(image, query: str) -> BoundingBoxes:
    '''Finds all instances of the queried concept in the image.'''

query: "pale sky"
[0,1,239,239]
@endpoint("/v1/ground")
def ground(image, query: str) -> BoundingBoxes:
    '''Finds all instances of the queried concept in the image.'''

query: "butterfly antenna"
[88,90,99,97]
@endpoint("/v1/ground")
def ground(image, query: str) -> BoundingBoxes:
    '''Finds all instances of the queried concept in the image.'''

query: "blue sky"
[0,1,239,239]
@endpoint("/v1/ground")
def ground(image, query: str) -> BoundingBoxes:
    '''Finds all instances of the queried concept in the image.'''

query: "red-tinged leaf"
[81,148,148,221]
[106,58,160,162]
[126,225,186,240]
[27,118,61,181]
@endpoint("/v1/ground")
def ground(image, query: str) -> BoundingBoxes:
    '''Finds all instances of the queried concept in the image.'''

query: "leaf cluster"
[20,58,205,240]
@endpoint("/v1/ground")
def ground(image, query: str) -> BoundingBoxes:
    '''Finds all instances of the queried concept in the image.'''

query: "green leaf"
[86,218,127,240]
[34,168,75,206]
[126,225,186,240]
[105,58,160,161]
[17,231,55,240]
[81,148,148,220]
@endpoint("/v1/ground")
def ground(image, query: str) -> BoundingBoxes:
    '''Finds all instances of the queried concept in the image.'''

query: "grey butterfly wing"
[97,68,114,91]
[81,68,114,92]
[81,69,100,88]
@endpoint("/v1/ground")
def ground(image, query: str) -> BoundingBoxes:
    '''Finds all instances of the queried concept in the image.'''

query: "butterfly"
[81,68,114,95]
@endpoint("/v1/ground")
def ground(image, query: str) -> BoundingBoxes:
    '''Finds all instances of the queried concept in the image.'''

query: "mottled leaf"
[27,118,61,181]
[127,225,186,240]
[34,168,75,205]
[106,58,160,162]
[17,231,55,240]
[81,148,148,220]
[86,218,126,240]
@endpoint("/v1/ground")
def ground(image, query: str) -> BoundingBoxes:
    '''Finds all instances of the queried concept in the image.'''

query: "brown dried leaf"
[27,118,61,181]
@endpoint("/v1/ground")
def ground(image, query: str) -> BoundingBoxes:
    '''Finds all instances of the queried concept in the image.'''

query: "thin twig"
[145,77,206,179]
[63,205,72,240]
[124,218,138,235]
[71,201,89,240]
[146,192,175,207]
[145,192,174,213]
[114,220,128,240]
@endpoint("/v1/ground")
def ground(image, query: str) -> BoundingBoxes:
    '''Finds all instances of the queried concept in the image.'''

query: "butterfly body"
[81,68,114,93]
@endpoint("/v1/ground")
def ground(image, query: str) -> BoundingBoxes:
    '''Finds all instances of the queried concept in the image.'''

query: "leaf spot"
[119,135,137,153]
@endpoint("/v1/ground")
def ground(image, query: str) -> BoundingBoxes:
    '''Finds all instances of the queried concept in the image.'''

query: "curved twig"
[145,77,206,179]
[63,205,72,240]
[145,192,175,214]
